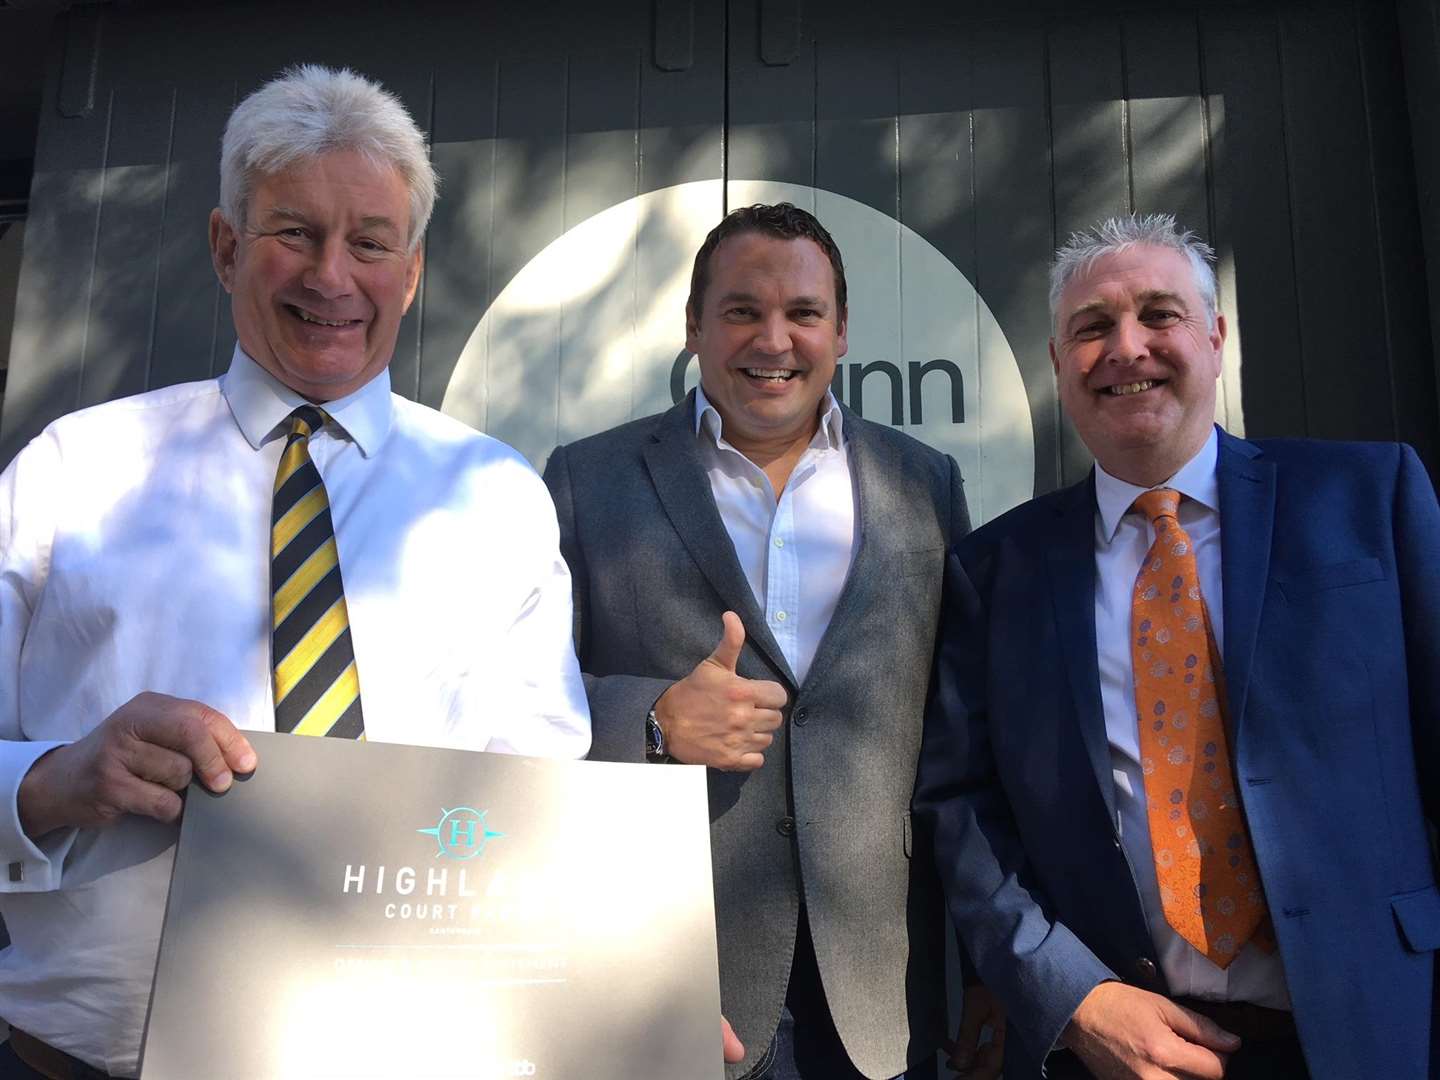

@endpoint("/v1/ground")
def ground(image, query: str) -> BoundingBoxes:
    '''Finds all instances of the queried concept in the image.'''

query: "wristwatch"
[645,708,667,762]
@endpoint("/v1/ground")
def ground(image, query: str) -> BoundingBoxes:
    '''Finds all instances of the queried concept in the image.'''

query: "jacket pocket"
[1274,556,1384,600]
[1392,883,1440,952]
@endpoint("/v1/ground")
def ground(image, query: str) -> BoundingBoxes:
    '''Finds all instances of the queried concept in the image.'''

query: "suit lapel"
[641,394,795,685]
[1216,431,1275,740]
[1046,475,1121,822]
[798,412,892,695]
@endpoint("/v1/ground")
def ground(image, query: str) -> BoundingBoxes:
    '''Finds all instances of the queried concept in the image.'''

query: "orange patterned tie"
[1131,488,1266,967]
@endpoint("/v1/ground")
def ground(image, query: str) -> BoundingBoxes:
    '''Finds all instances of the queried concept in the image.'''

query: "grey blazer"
[543,392,970,1080]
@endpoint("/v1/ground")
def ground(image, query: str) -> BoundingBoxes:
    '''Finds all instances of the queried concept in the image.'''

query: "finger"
[750,708,784,733]
[749,680,788,710]
[706,611,746,674]
[134,700,245,793]
[106,772,187,825]
[1165,1040,1228,1080]
[120,741,196,793]
[731,749,766,772]
[721,1016,745,1064]
[1166,1002,1241,1054]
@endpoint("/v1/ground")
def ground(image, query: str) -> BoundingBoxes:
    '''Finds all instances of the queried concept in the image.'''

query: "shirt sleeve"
[0,430,80,890]
[480,464,592,760]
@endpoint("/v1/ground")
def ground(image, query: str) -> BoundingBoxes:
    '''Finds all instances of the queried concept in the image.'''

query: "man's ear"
[684,303,701,353]
[835,305,848,358]
[209,209,237,293]
[1049,338,1060,376]
[1209,312,1227,377]
[402,244,424,313]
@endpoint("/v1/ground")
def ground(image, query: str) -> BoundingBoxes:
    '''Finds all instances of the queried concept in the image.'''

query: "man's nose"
[1104,316,1148,364]
[302,239,351,299]
[752,314,793,355]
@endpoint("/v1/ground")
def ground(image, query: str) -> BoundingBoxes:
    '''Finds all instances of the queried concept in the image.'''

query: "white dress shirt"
[694,386,858,685]
[0,347,590,1075]
[1093,428,1289,1008]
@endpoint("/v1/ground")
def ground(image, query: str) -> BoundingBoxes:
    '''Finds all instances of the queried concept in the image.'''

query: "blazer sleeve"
[915,547,1114,1065]
[1395,444,1440,831]
[947,453,972,544]
[542,443,672,765]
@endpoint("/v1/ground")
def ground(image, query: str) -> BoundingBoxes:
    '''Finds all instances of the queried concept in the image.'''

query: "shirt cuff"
[0,739,77,891]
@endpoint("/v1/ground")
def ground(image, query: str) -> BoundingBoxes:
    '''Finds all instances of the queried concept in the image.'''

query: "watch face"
[645,713,663,758]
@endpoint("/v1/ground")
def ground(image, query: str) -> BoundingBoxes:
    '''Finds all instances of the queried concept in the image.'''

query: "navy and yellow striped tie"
[270,405,365,738]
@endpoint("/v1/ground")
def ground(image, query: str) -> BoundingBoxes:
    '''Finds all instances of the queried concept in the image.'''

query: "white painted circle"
[442,180,1034,523]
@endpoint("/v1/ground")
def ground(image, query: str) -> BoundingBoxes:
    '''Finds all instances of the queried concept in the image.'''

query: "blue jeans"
[751,910,938,1080]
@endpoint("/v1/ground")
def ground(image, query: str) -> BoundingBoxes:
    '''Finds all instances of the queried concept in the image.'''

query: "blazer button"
[793,707,810,726]
[776,816,796,837]
[1133,957,1158,985]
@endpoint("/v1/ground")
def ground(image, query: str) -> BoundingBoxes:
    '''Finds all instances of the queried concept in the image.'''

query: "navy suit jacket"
[914,429,1440,1079]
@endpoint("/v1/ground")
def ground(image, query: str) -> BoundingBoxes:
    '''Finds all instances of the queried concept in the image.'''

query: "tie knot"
[1133,487,1181,526]
[287,405,330,441]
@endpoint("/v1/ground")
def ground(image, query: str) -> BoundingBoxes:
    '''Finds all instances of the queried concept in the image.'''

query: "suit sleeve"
[542,444,672,764]
[1395,445,1440,831]
[947,453,972,543]
[915,548,1114,1065]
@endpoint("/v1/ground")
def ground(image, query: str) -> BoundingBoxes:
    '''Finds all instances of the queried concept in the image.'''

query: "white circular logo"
[442,180,1034,523]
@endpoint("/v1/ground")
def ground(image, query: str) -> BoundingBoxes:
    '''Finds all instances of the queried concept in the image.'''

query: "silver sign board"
[140,732,722,1079]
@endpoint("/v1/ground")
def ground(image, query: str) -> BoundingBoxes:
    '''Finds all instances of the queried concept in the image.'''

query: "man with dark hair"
[544,203,982,1079]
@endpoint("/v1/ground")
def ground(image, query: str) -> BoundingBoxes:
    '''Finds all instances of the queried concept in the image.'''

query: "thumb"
[1166,1000,1241,1054]
[706,611,745,673]
[721,1015,745,1064]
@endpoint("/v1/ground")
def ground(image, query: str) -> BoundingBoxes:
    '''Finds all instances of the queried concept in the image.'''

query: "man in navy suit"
[915,213,1439,1080]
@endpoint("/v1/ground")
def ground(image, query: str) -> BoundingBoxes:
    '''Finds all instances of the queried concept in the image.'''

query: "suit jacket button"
[1133,957,1158,985]
[776,816,796,837]
[794,707,810,725]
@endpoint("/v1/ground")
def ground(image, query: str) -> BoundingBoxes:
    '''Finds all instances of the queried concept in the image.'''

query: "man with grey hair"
[0,65,589,1077]
[916,213,1438,1079]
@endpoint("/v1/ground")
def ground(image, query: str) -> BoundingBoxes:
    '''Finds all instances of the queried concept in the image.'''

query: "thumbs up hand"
[652,611,788,771]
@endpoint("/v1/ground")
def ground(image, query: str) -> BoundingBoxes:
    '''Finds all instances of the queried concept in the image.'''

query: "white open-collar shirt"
[694,385,858,686]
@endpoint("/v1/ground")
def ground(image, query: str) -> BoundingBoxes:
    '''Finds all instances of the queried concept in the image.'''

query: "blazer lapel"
[641,393,795,685]
[1216,431,1275,740]
[1046,475,1121,823]
[798,412,892,695]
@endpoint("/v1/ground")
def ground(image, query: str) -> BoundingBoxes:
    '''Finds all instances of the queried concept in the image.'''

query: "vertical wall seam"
[1274,12,1311,436]
[1042,21,1062,489]
[1119,18,1134,214]
[1351,0,1401,440]
[1196,11,1218,268]
[143,85,177,392]
[484,60,500,432]
[721,0,730,214]
[557,54,570,448]
[76,87,114,410]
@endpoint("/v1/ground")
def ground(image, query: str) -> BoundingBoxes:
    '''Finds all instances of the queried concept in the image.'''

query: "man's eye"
[1144,310,1181,325]
[1074,322,1108,339]
[354,238,388,254]
[278,227,308,240]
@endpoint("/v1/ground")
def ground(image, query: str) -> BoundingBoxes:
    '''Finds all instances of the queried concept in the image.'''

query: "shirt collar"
[693,383,846,451]
[220,345,393,458]
[1094,426,1220,543]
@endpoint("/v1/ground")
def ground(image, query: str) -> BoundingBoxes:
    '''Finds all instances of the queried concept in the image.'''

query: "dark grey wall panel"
[1357,0,1439,469]
[3,0,1435,490]
[1201,10,1307,438]
[1278,5,1394,443]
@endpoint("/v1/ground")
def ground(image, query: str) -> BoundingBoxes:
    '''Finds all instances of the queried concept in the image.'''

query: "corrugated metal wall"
[2,0,1435,497]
